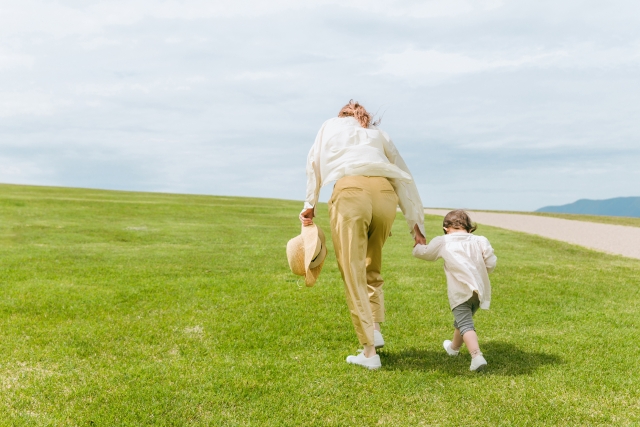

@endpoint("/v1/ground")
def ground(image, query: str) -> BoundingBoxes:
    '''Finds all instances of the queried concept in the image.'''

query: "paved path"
[424,209,640,260]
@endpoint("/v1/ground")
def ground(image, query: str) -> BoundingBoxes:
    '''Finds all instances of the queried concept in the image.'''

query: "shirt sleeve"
[412,236,443,261]
[479,237,497,273]
[382,133,426,237]
[302,123,325,212]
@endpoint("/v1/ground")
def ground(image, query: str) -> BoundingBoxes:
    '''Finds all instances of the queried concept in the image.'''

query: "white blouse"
[304,116,425,236]
[412,232,497,310]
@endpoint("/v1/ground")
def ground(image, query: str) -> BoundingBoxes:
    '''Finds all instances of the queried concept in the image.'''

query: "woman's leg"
[366,178,398,327]
[329,177,376,354]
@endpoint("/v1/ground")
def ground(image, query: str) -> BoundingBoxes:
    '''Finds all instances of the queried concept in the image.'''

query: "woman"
[300,100,426,369]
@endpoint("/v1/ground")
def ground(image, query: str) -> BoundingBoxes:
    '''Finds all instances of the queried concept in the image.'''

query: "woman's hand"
[299,208,315,226]
[413,224,426,246]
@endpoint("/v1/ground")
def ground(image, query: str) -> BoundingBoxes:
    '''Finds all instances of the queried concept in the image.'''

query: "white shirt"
[304,116,425,236]
[412,232,497,309]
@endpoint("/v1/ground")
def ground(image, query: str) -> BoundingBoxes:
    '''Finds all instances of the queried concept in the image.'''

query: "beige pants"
[328,175,398,346]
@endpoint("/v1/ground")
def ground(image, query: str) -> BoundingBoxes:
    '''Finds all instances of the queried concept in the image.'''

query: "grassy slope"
[1,184,639,426]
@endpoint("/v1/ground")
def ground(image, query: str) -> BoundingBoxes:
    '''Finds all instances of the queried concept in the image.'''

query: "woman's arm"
[300,123,326,224]
[300,207,315,226]
[382,134,426,238]
[414,224,426,245]
[303,142,321,211]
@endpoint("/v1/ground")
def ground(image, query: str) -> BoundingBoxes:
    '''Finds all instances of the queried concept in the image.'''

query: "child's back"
[414,232,496,311]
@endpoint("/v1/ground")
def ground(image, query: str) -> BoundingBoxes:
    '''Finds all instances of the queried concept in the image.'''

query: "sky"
[1,0,639,211]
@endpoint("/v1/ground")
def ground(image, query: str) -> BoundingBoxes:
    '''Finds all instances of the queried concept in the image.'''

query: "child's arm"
[412,236,443,261]
[480,237,497,273]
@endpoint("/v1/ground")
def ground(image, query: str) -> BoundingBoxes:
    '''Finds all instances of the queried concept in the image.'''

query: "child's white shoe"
[443,340,459,356]
[470,354,487,372]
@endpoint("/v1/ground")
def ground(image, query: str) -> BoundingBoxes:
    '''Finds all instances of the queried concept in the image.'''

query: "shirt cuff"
[410,221,426,238]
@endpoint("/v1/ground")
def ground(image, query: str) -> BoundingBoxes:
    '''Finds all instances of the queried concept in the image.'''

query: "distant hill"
[536,197,640,218]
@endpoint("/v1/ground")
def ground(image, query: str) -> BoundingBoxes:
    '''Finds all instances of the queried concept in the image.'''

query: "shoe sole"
[471,363,487,372]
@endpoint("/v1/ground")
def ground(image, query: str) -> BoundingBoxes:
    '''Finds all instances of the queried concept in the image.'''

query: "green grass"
[1,183,639,426]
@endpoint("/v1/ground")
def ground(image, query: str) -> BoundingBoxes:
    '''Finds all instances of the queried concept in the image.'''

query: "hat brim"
[303,225,327,287]
[286,224,327,287]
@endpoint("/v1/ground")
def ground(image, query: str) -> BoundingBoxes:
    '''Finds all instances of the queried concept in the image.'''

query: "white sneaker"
[346,352,382,370]
[374,330,385,349]
[443,340,459,356]
[470,354,487,372]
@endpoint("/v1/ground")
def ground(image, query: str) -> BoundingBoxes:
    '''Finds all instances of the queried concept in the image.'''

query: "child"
[412,210,497,372]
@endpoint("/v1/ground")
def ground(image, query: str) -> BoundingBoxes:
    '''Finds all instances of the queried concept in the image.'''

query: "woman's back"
[312,116,411,185]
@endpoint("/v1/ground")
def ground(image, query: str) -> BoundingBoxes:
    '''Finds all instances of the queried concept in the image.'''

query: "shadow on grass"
[381,341,563,376]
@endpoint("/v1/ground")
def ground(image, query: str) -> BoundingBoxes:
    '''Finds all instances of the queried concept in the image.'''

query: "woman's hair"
[338,100,380,128]
[443,209,477,233]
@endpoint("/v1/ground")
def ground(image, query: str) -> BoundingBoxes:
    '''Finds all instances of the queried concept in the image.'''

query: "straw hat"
[286,224,327,287]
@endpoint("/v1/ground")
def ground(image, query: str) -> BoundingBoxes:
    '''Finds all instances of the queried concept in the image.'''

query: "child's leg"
[451,328,463,351]
[462,330,481,357]
[451,294,482,357]
[451,294,486,371]
[451,328,481,356]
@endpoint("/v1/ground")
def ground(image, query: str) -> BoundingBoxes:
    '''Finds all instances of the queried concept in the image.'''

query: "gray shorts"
[452,293,480,336]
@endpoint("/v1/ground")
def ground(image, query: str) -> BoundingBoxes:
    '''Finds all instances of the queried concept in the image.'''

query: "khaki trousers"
[328,176,398,346]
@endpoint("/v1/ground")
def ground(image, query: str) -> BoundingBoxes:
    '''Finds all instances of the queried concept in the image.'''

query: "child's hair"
[443,209,477,233]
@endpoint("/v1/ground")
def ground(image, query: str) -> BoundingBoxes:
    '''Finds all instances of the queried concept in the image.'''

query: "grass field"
[1,183,639,426]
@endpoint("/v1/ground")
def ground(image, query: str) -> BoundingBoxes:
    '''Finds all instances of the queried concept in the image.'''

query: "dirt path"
[424,209,640,260]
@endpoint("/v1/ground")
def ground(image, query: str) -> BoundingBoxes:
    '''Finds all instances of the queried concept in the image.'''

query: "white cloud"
[556,43,640,69]
[327,0,505,18]
[0,91,72,117]
[79,37,123,50]
[0,2,101,38]
[0,48,35,70]
[94,0,506,21]
[0,157,54,184]
[0,0,639,210]
[0,0,506,39]
[377,48,567,79]
[232,71,299,81]
[376,42,640,82]
[73,80,185,97]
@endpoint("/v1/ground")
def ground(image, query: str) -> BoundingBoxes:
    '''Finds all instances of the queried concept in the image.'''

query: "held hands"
[413,224,426,246]
[299,208,315,226]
